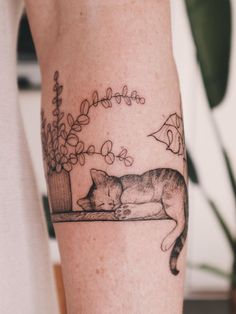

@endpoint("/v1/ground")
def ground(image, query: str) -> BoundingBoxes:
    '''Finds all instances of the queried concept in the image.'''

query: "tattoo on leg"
[42,71,188,276]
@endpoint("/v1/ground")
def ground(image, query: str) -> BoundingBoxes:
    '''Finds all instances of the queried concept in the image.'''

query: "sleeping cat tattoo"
[77,168,188,275]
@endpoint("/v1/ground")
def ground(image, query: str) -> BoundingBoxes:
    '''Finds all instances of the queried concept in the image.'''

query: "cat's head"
[77,169,122,211]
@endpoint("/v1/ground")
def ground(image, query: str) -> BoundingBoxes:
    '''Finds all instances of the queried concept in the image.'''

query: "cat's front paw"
[115,204,133,220]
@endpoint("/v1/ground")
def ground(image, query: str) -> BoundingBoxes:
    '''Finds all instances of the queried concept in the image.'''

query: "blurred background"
[17,0,236,313]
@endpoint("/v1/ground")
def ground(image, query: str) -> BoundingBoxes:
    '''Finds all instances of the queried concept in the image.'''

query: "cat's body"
[78,168,188,275]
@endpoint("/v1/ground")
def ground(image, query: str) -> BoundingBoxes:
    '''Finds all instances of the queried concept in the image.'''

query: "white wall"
[19,1,236,295]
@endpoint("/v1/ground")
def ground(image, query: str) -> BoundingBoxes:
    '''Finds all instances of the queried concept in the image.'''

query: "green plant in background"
[185,0,231,107]
[185,0,236,296]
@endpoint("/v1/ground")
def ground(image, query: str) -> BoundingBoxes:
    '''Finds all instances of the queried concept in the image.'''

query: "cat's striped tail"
[169,198,188,276]
[169,224,188,275]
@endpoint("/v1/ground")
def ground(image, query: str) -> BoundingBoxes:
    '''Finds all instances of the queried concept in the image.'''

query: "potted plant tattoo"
[41,71,145,214]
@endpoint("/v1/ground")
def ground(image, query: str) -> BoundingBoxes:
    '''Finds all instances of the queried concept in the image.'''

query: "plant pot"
[48,169,72,213]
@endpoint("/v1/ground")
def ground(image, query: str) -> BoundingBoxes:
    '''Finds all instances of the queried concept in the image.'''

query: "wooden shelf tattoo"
[42,71,188,276]
[51,209,171,223]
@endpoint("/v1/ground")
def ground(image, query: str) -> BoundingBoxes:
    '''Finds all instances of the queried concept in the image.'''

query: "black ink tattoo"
[43,71,188,276]
[41,71,144,213]
[52,167,188,276]
[148,113,185,158]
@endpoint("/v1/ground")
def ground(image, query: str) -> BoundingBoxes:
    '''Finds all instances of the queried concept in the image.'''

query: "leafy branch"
[41,71,143,174]
[64,85,145,146]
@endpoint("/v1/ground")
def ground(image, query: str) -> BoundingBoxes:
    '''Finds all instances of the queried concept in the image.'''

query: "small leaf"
[105,152,115,165]
[52,121,57,128]
[135,97,140,104]
[60,130,67,139]
[60,145,68,155]
[50,150,55,158]
[56,164,62,173]
[53,140,59,150]
[139,98,145,104]
[78,153,85,166]
[59,123,66,132]
[67,114,74,127]
[124,156,134,167]
[67,134,79,146]
[80,99,90,115]
[55,153,61,162]
[77,114,90,125]
[114,93,122,104]
[57,85,63,96]
[131,90,137,99]
[106,87,113,100]
[87,145,95,155]
[69,153,78,165]
[52,96,62,105]
[92,91,99,106]
[61,156,68,164]
[59,112,64,121]
[54,71,59,81]
[47,124,51,132]
[124,97,132,106]
[53,108,59,116]
[118,148,127,159]
[76,141,84,154]
[63,162,72,172]
[122,85,128,96]
[72,123,82,132]
[53,84,63,96]
[101,100,112,108]
[53,82,59,91]
[101,140,113,156]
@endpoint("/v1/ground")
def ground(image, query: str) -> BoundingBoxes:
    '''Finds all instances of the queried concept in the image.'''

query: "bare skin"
[26,1,188,313]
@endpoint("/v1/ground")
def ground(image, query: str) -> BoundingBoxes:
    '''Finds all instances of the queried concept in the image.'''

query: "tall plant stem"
[209,111,236,206]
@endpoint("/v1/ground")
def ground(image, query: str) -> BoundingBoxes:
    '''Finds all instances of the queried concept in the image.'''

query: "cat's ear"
[90,169,108,185]
[77,197,92,210]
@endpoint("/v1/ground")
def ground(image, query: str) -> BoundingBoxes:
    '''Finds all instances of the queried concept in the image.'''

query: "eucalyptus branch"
[41,71,143,174]
[64,86,145,145]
